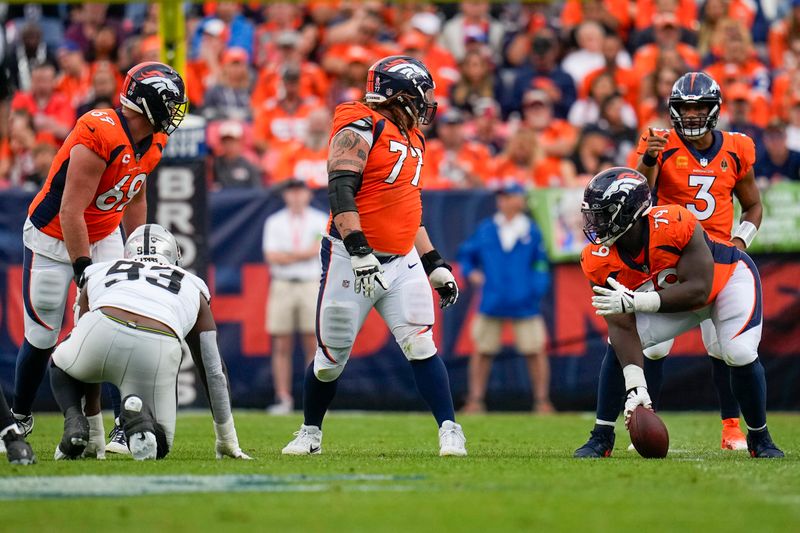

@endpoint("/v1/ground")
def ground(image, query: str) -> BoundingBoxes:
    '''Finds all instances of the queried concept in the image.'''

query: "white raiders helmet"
[124,224,181,266]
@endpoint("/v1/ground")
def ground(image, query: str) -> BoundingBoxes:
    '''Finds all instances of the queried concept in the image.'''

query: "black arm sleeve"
[328,170,363,216]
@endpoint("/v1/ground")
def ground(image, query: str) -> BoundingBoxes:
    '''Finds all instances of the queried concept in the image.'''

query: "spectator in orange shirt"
[491,127,576,189]
[423,108,491,189]
[719,83,764,147]
[560,0,632,37]
[327,45,372,108]
[0,111,36,188]
[11,62,74,142]
[204,47,253,122]
[398,31,458,105]
[253,64,324,155]
[468,97,507,156]
[406,13,459,93]
[636,59,684,127]
[212,121,263,189]
[521,90,578,159]
[633,0,698,33]
[55,41,91,109]
[632,12,700,81]
[450,48,496,116]
[76,61,119,117]
[253,2,303,68]
[706,19,771,127]
[569,70,637,129]
[581,33,639,109]
[321,6,396,75]
[270,107,331,188]
[185,18,226,108]
[251,31,330,111]
[696,0,755,59]
[439,1,504,62]
[767,1,800,68]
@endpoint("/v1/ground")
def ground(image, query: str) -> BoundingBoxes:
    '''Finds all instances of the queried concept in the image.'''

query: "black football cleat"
[747,429,784,458]
[2,427,36,465]
[55,411,90,460]
[574,427,615,458]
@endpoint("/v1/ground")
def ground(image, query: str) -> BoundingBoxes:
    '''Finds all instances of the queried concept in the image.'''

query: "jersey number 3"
[687,174,716,221]
[384,140,423,187]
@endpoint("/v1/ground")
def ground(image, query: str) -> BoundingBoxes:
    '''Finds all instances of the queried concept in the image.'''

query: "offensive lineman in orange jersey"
[634,72,763,450]
[10,62,187,456]
[576,169,782,458]
[282,56,466,457]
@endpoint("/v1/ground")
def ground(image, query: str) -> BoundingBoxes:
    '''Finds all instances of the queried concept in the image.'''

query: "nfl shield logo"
[342,280,350,288]
[700,158,708,167]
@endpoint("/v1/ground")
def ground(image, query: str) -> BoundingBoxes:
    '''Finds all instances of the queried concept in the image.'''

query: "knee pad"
[396,325,437,361]
[318,301,358,349]
[643,339,674,361]
[313,351,346,382]
[719,340,758,367]
[30,269,70,312]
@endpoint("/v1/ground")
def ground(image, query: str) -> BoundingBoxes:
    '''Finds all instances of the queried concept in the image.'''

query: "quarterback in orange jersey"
[634,72,764,451]
[282,56,466,457]
[574,169,782,459]
[10,62,187,455]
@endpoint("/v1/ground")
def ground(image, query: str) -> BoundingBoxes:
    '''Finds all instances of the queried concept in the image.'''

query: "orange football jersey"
[29,109,168,243]
[581,205,740,305]
[636,128,755,241]
[328,101,425,255]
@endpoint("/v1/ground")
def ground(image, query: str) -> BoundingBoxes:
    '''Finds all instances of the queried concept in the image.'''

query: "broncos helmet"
[668,72,722,139]
[365,55,438,125]
[124,224,182,266]
[581,167,652,246]
[120,62,188,135]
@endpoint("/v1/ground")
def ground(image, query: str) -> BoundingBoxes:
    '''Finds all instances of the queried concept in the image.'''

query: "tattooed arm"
[328,129,371,238]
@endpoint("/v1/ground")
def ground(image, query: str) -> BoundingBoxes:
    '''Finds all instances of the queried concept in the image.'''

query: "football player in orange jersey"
[633,72,763,450]
[9,62,186,457]
[282,56,466,457]
[575,169,782,458]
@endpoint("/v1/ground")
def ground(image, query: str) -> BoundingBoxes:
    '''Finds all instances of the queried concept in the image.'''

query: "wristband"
[72,256,92,287]
[421,249,450,276]
[633,291,661,313]
[622,364,647,391]
[343,231,373,257]
[642,152,659,167]
[732,221,757,249]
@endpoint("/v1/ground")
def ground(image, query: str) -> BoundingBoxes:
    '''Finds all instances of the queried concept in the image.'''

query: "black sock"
[643,357,665,411]
[13,340,55,415]
[302,363,338,428]
[49,364,84,416]
[105,383,122,420]
[729,359,767,431]
[0,384,14,431]
[595,345,624,424]
[410,356,456,427]
[710,357,741,420]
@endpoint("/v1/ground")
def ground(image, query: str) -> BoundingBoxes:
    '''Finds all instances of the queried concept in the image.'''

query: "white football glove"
[429,266,459,309]
[214,420,252,460]
[592,278,660,315]
[624,387,653,428]
[351,253,387,298]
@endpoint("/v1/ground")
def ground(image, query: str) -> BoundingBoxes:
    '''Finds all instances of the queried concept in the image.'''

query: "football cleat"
[106,419,130,455]
[120,395,159,460]
[439,420,467,456]
[746,429,784,459]
[55,412,90,460]
[282,424,322,455]
[11,411,34,437]
[1,425,35,465]
[721,418,748,451]
[574,427,615,458]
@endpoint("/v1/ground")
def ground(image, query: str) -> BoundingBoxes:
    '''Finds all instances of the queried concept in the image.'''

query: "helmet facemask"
[669,101,718,140]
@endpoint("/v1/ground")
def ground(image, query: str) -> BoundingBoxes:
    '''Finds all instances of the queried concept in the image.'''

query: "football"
[629,406,670,458]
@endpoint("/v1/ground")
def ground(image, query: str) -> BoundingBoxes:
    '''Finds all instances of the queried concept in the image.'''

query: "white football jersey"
[83,259,211,337]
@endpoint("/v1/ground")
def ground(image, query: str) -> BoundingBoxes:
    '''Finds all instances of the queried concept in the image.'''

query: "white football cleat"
[282,424,322,455]
[128,431,158,461]
[439,420,467,456]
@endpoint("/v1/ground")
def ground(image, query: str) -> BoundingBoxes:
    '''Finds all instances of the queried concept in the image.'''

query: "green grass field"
[0,412,798,532]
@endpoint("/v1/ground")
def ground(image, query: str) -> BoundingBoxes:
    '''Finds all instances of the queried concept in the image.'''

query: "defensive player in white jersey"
[49,225,250,460]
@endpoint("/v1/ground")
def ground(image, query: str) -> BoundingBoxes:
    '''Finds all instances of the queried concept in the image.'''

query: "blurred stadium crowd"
[1,1,800,192]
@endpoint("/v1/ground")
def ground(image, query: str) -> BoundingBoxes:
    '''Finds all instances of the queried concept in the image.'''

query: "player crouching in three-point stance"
[49,225,250,460]
[10,62,187,456]
[575,168,782,458]
[282,56,466,457]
